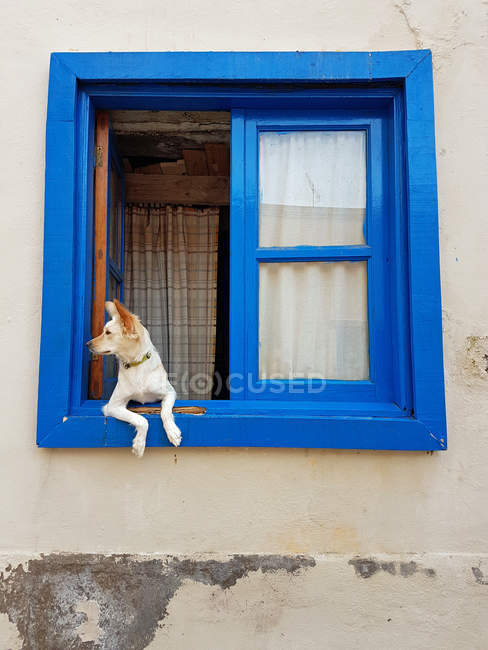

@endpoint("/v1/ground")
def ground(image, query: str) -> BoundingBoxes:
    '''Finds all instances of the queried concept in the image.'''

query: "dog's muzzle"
[86,340,100,359]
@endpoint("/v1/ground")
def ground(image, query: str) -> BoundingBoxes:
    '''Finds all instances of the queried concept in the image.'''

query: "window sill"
[37,408,445,450]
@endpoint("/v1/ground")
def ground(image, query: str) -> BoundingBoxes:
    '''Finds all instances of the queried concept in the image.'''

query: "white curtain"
[259,130,367,247]
[258,131,369,380]
[259,262,369,380]
[124,204,219,399]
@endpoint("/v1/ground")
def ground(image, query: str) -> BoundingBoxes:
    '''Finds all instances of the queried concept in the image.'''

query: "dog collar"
[123,351,151,370]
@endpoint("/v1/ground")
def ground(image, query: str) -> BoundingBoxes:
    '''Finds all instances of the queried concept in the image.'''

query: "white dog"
[87,299,182,457]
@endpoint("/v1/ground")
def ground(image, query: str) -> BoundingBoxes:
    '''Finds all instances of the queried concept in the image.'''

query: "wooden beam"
[129,406,206,415]
[108,110,230,134]
[183,149,209,175]
[89,112,109,400]
[140,162,163,175]
[160,159,187,175]
[125,174,229,205]
[115,134,230,159]
[205,143,230,175]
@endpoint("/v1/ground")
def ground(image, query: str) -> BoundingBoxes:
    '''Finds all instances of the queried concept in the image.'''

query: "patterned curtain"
[124,204,219,399]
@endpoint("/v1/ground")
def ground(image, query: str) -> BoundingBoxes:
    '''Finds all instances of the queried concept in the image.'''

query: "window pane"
[259,261,369,380]
[109,161,122,266]
[108,273,120,301]
[106,273,120,380]
[105,352,117,381]
[259,131,366,247]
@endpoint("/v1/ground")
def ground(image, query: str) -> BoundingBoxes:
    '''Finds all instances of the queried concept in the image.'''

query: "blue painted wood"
[103,126,126,399]
[86,84,402,112]
[369,51,429,80]
[37,119,76,443]
[404,53,446,443]
[107,261,123,283]
[73,398,405,417]
[39,413,444,451]
[37,50,446,450]
[47,54,77,122]
[389,92,413,414]
[53,51,428,84]
[256,246,372,262]
[241,110,395,404]
[40,417,106,448]
[244,113,259,400]
[71,90,95,406]
[366,114,394,402]
[229,109,247,399]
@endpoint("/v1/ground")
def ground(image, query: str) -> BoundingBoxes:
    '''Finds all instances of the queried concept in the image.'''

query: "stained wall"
[0,0,487,647]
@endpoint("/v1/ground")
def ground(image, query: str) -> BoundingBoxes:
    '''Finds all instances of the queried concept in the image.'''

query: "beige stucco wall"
[1,0,487,647]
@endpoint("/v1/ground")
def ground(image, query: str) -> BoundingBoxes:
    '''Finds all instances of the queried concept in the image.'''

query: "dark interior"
[111,110,231,399]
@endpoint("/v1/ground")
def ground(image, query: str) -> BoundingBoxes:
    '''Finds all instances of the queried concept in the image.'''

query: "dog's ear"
[105,301,119,320]
[113,299,139,338]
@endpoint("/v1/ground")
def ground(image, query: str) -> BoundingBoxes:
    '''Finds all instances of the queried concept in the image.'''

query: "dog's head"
[86,299,142,357]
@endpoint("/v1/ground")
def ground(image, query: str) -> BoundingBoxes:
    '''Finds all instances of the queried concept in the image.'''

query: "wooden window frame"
[90,112,125,400]
[37,51,446,450]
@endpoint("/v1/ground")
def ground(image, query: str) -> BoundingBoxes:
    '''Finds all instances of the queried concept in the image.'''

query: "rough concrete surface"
[0,554,315,649]
[0,0,488,647]
[1,553,488,649]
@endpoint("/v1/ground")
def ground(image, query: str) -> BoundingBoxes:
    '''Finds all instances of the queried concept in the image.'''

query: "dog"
[86,299,182,457]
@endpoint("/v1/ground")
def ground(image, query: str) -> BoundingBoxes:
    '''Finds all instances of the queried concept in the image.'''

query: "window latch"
[95,145,104,168]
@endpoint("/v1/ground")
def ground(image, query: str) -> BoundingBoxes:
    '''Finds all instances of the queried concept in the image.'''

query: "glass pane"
[259,261,369,380]
[259,131,366,247]
[106,273,120,380]
[105,353,117,381]
[108,273,120,301]
[109,161,122,266]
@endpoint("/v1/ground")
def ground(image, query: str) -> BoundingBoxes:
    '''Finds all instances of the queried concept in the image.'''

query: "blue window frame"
[234,109,395,406]
[102,132,125,399]
[37,51,446,450]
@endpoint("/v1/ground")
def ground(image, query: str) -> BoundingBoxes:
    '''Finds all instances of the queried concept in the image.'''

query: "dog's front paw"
[166,425,182,447]
[132,432,146,458]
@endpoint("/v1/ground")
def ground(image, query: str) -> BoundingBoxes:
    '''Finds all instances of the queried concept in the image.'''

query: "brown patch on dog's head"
[114,299,137,335]
[106,299,141,338]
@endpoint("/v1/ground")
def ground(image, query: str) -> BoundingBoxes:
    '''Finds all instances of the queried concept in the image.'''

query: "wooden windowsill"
[128,405,206,415]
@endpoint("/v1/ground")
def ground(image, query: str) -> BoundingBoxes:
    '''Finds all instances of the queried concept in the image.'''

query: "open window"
[37,51,447,450]
[89,110,230,402]
[90,107,396,410]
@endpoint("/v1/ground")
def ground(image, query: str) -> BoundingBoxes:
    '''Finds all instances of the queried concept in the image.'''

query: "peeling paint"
[0,553,315,649]
[400,561,418,577]
[380,561,396,575]
[349,558,381,579]
[0,611,23,650]
[349,557,436,580]
[472,567,488,585]
[464,336,488,381]
[75,599,103,643]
